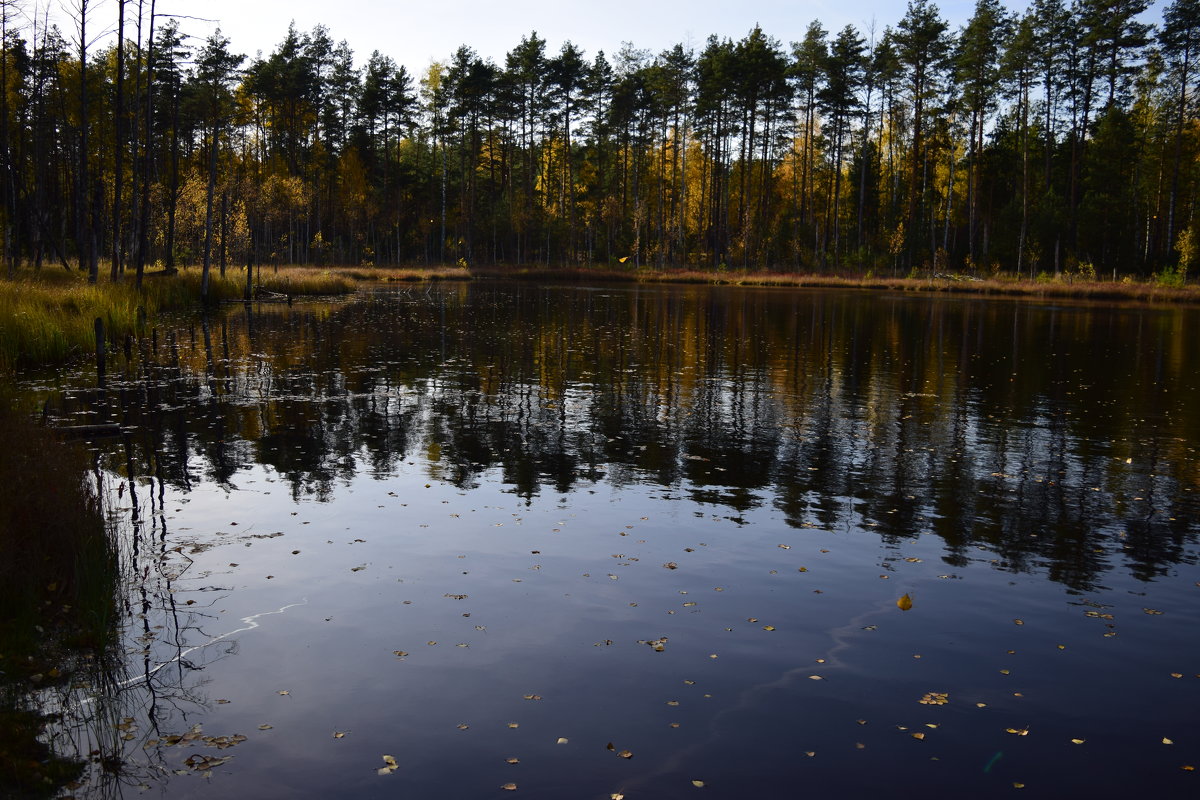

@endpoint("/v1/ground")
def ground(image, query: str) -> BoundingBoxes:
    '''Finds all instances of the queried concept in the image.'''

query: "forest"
[0,0,1196,282]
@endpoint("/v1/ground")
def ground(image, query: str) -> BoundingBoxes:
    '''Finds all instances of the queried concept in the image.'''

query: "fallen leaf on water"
[1182,765,1195,771]
[692,780,706,788]
[523,694,542,700]
[505,757,519,765]
[805,751,815,757]
[1163,738,1174,745]
[1014,619,1024,625]
[457,724,469,730]
[919,692,948,705]
[277,690,290,696]
[1013,782,1025,789]
[664,562,678,570]
[778,544,791,550]
[1006,727,1030,736]
[897,593,913,611]
[1071,738,1085,744]
[1170,673,1183,679]
[557,738,569,744]
[258,724,273,730]
[333,731,347,739]
[501,783,517,791]
[508,722,519,729]
[612,794,625,800]
[809,675,823,681]
[378,755,399,775]
[393,651,409,658]
[763,625,776,631]
[666,700,680,706]
[911,733,925,740]
[618,750,633,759]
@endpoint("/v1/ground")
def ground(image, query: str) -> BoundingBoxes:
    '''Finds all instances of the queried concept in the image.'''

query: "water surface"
[18,283,1200,798]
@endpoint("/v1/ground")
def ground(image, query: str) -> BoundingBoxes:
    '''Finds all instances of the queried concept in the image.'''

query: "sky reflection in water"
[25,283,1200,798]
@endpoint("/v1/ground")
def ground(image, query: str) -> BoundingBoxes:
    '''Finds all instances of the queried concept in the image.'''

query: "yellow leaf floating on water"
[692,780,706,788]
[618,750,633,759]
[505,758,519,765]
[897,593,914,611]
[1163,738,1174,745]
[911,733,926,740]
[501,783,517,791]
[378,755,399,775]
[1071,738,1085,744]
[919,692,948,705]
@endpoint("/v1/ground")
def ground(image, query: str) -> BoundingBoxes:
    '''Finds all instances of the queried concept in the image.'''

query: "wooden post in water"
[94,317,106,379]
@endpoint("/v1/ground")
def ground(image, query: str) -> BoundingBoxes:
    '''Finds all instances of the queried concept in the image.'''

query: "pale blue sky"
[39,0,1164,77]
[45,0,1034,74]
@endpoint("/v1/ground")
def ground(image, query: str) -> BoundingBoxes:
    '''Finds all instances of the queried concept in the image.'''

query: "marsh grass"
[471,264,1200,303]
[0,265,361,371]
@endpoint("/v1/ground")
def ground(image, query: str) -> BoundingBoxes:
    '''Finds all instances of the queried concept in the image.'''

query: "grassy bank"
[0,265,361,372]
[470,264,1200,303]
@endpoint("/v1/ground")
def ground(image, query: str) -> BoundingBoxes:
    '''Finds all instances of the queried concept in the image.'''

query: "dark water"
[15,283,1200,798]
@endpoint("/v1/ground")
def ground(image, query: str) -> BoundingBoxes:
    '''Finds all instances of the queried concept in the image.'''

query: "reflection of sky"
[29,285,1200,798]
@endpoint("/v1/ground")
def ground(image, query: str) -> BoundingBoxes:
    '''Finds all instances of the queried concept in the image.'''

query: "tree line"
[1,0,1197,286]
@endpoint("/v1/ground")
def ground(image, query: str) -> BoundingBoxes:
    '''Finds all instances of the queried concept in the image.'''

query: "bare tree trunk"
[135,0,156,289]
[110,0,125,282]
[201,128,218,302]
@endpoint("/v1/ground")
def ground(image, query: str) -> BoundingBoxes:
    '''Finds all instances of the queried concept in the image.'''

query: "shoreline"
[3,264,1197,373]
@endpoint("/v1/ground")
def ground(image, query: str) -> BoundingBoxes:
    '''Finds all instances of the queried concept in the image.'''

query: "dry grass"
[0,265,362,371]
[326,265,472,282]
[468,264,1200,303]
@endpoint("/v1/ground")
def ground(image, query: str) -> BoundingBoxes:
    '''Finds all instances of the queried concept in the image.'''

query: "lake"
[13,282,1200,798]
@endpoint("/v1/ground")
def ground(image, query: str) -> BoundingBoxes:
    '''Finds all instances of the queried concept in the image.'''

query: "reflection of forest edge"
[39,283,1200,593]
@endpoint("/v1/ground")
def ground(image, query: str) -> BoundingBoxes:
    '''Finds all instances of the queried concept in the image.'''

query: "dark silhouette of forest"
[1,0,1197,281]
